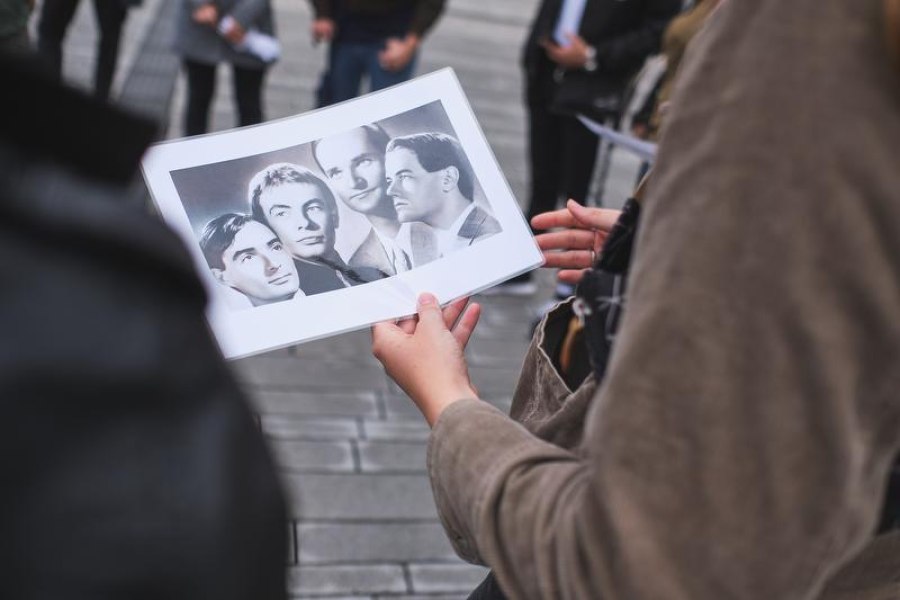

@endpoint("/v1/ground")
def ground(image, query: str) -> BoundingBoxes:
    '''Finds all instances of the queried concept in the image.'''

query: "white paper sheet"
[141,69,543,360]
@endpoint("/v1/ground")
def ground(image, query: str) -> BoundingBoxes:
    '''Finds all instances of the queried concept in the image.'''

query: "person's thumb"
[416,293,445,329]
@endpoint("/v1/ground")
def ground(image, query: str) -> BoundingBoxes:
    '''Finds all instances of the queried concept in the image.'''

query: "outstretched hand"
[372,294,481,426]
[532,199,621,284]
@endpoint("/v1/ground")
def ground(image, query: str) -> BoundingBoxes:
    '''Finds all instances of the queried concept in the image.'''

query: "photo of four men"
[171,102,502,310]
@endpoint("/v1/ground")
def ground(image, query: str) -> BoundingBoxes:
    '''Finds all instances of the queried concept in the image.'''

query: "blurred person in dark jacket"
[497,0,678,295]
[0,54,287,600]
[309,0,445,105]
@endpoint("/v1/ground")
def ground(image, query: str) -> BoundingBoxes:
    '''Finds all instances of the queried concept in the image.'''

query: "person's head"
[384,132,475,224]
[200,213,300,306]
[312,124,395,218]
[249,163,340,263]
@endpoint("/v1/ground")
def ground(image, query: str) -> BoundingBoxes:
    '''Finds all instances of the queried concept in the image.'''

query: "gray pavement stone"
[361,420,431,442]
[358,441,427,473]
[235,356,388,391]
[297,523,455,564]
[288,565,407,597]
[249,390,379,419]
[261,416,361,441]
[383,391,510,421]
[270,440,355,473]
[282,474,438,520]
[408,564,491,595]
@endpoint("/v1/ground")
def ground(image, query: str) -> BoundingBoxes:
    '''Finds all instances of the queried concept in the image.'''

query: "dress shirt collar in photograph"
[372,224,413,274]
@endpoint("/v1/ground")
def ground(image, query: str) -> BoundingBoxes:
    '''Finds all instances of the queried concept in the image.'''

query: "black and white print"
[143,70,540,358]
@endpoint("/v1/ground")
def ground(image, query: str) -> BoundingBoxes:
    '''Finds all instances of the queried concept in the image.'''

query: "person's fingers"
[567,200,621,234]
[371,320,403,356]
[415,292,446,329]
[557,269,589,285]
[541,250,595,270]
[397,314,417,335]
[451,302,481,348]
[535,229,596,251]
[441,297,469,329]
[531,207,580,231]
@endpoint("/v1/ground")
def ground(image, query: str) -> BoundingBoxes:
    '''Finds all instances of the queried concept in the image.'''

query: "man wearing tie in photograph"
[200,213,302,307]
[384,132,501,259]
[250,162,386,294]
[313,124,420,276]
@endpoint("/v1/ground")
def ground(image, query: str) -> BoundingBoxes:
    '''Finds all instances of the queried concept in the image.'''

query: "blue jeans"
[327,41,418,103]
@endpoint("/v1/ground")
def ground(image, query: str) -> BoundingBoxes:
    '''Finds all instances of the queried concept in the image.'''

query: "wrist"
[423,386,477,427]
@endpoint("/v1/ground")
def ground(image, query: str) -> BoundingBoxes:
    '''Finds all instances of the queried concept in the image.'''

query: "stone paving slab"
[297,523,456,563]
[281,473,439,520]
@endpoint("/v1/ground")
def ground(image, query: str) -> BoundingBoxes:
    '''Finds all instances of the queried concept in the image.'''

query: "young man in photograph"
[249,162,386,295]
[200,213,302,307]
[313,124,434,275]
[384,132,501,259]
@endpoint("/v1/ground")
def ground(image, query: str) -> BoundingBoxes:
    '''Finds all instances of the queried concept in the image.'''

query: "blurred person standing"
[174,0,276,136]
[36,0,141,100]
[1,54,287,599]
[498,0,678,295]
[309,0,445,106]
[631,0,720,142]
[0,0,31,55]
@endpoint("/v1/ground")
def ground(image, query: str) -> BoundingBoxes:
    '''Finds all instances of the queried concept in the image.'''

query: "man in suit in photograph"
[199,213,302,307]
[249,162,386,295]
[384,132,501,259]
[313,124,428,276]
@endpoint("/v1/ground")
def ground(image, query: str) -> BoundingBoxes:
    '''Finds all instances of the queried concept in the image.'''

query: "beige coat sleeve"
[428,1,900,598]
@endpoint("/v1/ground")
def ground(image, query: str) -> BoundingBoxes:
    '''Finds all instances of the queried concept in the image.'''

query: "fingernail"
[418,292,436,307]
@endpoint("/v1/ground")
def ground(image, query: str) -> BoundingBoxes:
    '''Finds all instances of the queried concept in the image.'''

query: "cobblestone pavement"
[40,0,640,596]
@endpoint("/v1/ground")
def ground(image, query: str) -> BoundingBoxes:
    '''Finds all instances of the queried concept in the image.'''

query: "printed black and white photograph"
[143,70,540,359]
[169,100,502,310]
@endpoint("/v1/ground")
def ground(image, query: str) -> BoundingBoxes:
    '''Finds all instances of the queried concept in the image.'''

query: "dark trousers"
[525,83,599,230]
[37,0,128,99]
[183,59,266,136]
[323,40,417,105]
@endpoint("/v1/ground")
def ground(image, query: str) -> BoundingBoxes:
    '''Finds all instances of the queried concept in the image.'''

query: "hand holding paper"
[372,294,481,426]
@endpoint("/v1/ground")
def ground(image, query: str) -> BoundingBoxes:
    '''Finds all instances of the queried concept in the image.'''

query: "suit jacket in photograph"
[457,205,502,245]
[350,223,442,274]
